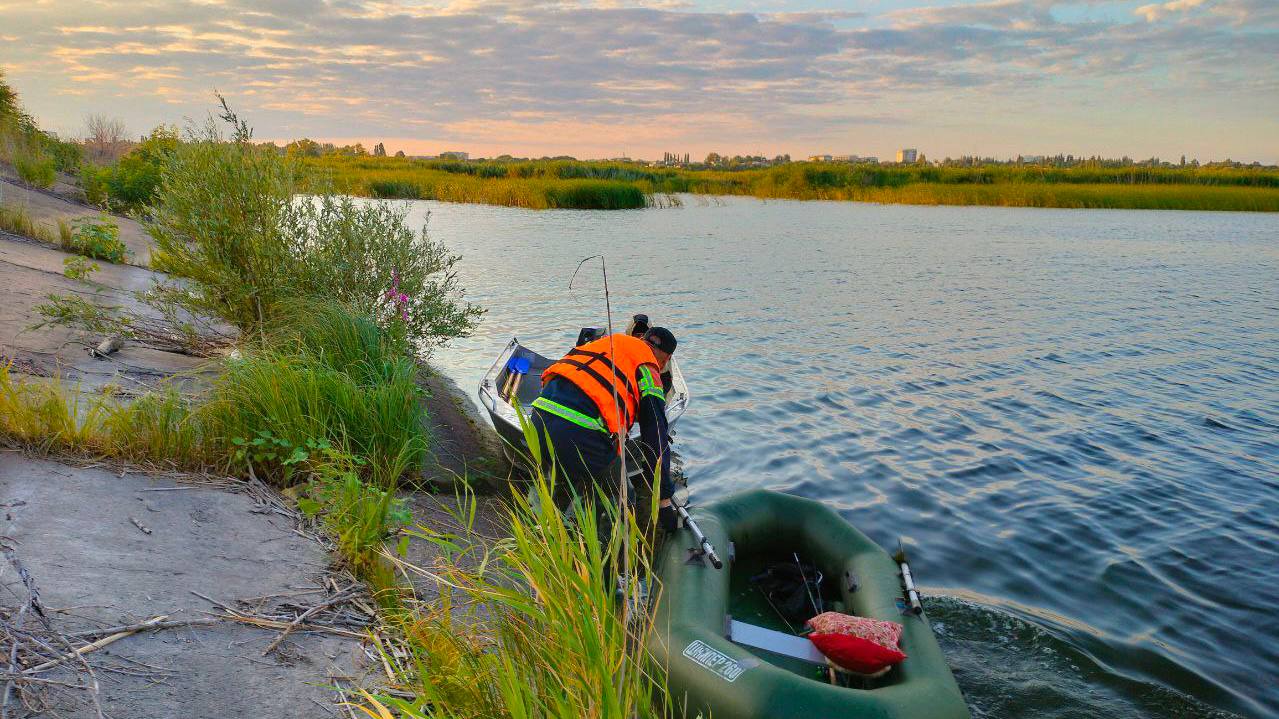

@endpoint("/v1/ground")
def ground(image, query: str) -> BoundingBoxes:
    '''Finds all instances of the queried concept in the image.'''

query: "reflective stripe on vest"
[540,333,659,435]
[531,396,609,434]
[638,365,665,402]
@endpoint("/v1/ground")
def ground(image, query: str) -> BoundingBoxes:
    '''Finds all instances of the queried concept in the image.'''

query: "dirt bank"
[0,172,155,267]
[0,230,221,393]
[0,164,516,716]
[0,452,376,718]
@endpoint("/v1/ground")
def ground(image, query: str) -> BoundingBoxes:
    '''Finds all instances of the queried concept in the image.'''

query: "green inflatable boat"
[648,490,970,719]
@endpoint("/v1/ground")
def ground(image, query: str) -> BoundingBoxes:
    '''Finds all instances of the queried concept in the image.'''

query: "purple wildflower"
[384,268,411,321]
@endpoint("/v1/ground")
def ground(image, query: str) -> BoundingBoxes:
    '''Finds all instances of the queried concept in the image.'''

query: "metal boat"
[478,330,690,476]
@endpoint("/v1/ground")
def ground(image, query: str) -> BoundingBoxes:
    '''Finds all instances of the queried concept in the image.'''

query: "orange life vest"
[541,333,659,435]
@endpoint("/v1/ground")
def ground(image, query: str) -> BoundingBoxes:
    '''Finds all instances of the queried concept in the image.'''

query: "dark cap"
[643,326,677,355]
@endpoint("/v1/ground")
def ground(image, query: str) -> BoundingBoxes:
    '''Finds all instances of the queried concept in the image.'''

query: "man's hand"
[658,500,678,533]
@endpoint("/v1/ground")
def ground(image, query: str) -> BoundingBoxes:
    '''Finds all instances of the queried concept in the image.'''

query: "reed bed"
[757,182,1279,212]
[349,169,644,210]
[304,155,1279,212]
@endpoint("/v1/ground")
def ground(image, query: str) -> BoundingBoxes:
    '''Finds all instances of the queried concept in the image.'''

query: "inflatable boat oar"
[675,505,723,569]
[892,540,923,615]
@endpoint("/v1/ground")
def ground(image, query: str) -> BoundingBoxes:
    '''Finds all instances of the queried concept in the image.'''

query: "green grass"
[363,432,670,719]
[304,155,1279,212]
[2,300,427,599]
[201,350,425,486]
[3,301,427,486]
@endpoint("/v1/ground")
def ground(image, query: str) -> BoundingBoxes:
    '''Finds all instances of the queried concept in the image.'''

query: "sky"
[1,0,1276,162]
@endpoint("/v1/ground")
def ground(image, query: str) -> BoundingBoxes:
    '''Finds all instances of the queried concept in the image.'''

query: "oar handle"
[676,505,723,569]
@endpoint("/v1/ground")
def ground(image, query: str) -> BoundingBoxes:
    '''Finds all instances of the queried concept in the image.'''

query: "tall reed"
[364,432,670,719]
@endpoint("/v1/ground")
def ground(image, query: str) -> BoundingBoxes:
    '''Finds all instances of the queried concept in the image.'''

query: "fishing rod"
[570,257,723,575]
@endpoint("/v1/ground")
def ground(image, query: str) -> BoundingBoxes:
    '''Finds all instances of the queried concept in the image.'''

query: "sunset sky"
[1,0,1276,162]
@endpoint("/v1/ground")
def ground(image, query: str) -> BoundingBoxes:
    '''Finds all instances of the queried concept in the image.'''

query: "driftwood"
[88,336,122,359]
[1,541,106,719]
[25,616,167,674]
[262,587,362,656]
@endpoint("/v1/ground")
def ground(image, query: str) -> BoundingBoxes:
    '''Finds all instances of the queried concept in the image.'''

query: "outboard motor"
[576,327,605,346]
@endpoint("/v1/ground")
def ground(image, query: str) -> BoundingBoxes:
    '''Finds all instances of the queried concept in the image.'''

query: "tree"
[373,142,387,157]
[0,70,20,119]
[84,114,130,164]
[705,152,721,166]
[286,138,322,157]
[394,150,406,158]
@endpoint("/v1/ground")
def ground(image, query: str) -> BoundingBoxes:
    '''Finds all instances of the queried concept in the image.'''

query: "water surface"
[407,196,1278,719]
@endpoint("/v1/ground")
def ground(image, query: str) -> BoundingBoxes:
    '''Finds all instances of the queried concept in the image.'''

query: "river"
[405,195,1278,719]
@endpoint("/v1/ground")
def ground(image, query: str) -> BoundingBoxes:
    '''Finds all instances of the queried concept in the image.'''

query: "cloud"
[1135,0,1208,23]
[0,0,1275,158]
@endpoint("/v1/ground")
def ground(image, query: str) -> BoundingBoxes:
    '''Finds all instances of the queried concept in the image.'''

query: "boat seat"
[728,618,826,665]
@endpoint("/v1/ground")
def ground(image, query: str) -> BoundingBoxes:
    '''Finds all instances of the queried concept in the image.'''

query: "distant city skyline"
[1,0,1276,164]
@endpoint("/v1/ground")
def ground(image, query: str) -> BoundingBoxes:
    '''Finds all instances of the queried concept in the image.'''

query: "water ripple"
[412,197,1279,718]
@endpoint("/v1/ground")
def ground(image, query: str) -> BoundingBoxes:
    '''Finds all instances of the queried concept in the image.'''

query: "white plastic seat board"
[728,619,826,665]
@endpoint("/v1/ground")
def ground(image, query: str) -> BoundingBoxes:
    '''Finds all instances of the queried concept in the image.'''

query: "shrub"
[14,151,55,188]
[64,214,128,263]
[39,133,83,173]
[80,164,110,206]
[62,255,100,282]
[101,125,179,211]
[149,109,480,353]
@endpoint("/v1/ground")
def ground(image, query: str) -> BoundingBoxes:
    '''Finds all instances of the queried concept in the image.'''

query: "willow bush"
[149,104,480,353]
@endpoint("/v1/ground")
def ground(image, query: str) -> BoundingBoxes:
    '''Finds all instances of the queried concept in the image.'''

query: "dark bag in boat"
[750,562,823,624]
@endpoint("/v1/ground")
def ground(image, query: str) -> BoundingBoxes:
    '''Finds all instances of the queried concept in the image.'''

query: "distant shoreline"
[302,156,1279,213]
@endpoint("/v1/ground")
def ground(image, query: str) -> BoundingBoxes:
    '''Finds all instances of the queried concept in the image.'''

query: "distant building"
[438,151,469,161]
[833,155,879,164]
[896,148,918,163]
[1020,155,1045,164]
[808,155,833,162]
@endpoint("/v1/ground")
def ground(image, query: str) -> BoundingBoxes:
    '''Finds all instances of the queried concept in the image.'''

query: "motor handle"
[675,505,723,569]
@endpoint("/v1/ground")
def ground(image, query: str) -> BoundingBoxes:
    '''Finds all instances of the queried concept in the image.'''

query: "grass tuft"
[367,454,671,718]
[0,203,58,244]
